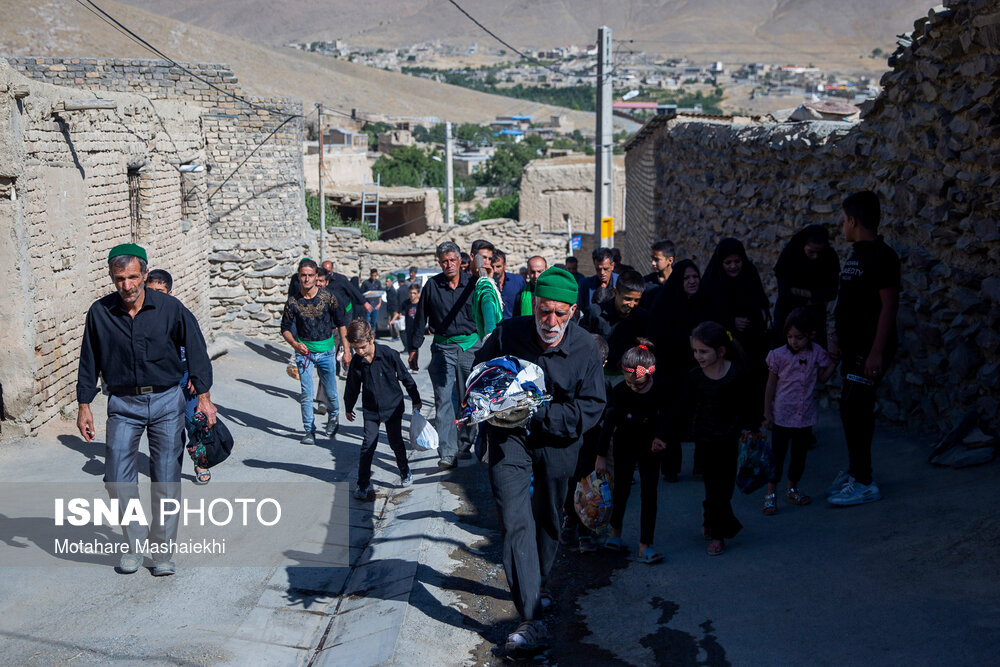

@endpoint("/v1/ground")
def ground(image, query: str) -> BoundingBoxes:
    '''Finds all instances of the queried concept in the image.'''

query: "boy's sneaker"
[828,479,882,506]
[400,472,413,487]
[353,484,372,501]
[325,420,339,438]
[825,470,852,497]
[504,620,549,656]
[300,431,316,446]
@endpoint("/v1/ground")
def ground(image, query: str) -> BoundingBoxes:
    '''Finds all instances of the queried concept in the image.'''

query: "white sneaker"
[828,479,882,506]
[825,470,853,498]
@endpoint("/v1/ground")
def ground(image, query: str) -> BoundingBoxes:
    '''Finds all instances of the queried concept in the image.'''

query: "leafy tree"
[468,192,519,222]
[372,145,444,188]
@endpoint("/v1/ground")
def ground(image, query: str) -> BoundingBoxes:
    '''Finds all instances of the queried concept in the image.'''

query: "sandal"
[637,547,663,564]
[786,487,812,506]
[539,589,554,614]
[602,536,624,552]
[194,468,211,485]
[763,492,778,516]
[707,540,725,556]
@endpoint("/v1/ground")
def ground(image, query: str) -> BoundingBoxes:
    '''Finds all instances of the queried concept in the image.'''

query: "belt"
[108,384,174,396]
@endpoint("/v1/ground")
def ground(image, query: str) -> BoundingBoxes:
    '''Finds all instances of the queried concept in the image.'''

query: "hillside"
[115,0,932,69]
[0,0,595,125]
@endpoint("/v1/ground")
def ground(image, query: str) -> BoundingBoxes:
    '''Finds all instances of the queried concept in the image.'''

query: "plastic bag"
[574,471,614,531]
[409,409,439,451]
[286,363,299,380]
[736,430,774,494]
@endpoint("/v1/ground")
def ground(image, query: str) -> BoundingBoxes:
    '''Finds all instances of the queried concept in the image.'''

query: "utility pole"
[317,103,326,263]
[445,121,455,225]
[594,26,614,249]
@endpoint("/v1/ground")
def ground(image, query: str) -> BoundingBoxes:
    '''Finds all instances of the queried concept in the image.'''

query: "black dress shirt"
[280,288,348,342]
[409,271,477,349]
[76,288,213,403]
[475,316,606,449]
[344,343,421,421]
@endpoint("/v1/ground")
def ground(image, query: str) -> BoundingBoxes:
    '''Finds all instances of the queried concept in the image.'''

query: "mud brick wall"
[0,60,211,435]
[623,0,1000,433]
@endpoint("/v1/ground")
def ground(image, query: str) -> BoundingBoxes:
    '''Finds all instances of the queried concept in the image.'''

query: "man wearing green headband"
[76,243,216,576]
[473,266,606,656]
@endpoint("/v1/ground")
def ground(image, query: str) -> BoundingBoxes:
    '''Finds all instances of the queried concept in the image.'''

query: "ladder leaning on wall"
[361,174,380,235]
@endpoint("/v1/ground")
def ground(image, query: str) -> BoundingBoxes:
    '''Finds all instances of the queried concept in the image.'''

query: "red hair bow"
[622,363,655,377]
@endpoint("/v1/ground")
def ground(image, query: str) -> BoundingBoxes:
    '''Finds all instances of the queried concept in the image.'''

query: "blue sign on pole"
[570,235,583,250]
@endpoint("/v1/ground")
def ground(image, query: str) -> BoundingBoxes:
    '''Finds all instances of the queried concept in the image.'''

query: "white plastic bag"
[409,410,439,451]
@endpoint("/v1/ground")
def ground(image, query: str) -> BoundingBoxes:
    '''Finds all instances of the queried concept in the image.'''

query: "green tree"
[372,145,445,188]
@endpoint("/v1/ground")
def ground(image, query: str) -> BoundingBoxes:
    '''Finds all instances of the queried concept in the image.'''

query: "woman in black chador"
[772,224,840,348]
[702,238,771,411]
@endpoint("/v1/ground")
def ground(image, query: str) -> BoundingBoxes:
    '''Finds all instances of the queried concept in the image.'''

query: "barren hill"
[0,0,595,125]
[116,0,932,68]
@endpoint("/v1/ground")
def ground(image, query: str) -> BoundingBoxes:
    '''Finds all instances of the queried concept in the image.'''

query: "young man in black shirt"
[579,269,650,379]
[828,190,900,506]
[641,239,675,307]
[281,260,350,444]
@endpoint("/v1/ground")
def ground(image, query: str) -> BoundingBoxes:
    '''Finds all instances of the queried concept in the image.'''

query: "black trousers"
[661,438,705,477]
[563,424,600,535]
[609,443,661,545]
[488,431,579,622]
[840,376,878,486]
[357,405,409,489]
[770,425,812,485]
[700,435,742,541]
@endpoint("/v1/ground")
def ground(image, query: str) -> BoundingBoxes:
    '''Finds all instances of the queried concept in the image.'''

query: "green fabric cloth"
[472,277,503,340]
[300,333,337,353]
[515,287,534,317]
[108,243,147,263]
[433,332,480,351]
[534,267,578,305]
[345,301,352,312]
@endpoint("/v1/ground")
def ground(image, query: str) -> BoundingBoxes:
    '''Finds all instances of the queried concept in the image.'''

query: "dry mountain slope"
[0,0,594,125]
[118,0,932,68]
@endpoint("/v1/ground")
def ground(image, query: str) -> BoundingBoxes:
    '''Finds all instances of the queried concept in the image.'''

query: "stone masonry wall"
[0,60,211,435]
[623,0,1000,433]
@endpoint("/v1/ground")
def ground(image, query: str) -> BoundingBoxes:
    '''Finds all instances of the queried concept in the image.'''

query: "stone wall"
[0,60,211,435]
[349,218,568,276]
[623,0,1000,433]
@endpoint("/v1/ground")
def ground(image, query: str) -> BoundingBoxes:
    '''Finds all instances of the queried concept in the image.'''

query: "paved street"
[1,333,998,665]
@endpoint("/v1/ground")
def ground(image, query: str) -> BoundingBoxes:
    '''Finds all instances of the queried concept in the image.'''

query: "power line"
[443,0,622,83]
[76,0,305,119]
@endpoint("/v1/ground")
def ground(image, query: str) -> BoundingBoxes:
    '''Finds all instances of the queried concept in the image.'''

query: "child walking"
[596,339,667,563]
[657,321,759,556]
[762,308,835,514]
[344,320,423,500]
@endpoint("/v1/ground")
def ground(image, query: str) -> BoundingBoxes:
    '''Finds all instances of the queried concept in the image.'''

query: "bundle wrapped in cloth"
[459,356,551,428]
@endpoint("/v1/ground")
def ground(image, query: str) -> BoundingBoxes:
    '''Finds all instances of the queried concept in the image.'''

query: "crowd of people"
[272,189,899,655]
[74,189,898,656]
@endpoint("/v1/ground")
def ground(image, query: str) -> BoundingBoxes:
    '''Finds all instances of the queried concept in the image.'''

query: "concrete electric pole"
[317,103,326,262]
[445,121,455,225]
[594,26,614,249]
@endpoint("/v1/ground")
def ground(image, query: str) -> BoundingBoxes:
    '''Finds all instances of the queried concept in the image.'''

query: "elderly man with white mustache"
[473,267,606,657]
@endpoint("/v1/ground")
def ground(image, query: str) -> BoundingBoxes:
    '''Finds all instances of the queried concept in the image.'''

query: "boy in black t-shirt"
[828,191,900,507]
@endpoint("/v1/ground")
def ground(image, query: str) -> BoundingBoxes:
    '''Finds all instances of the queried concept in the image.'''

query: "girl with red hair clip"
[595,338,668,564]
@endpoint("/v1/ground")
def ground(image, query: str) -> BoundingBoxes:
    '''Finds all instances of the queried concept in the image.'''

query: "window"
[127,167,141,243]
